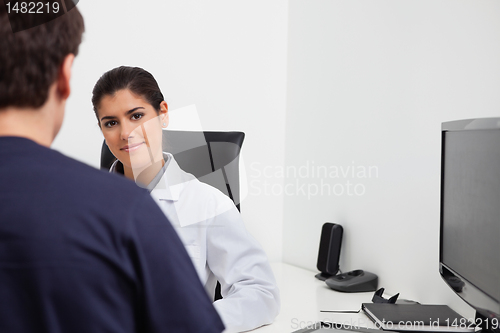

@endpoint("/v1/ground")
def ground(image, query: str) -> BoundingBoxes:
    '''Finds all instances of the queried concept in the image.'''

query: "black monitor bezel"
[439,118,500,325]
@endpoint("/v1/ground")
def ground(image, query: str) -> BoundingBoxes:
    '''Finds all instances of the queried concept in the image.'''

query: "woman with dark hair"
[92,66,280,333]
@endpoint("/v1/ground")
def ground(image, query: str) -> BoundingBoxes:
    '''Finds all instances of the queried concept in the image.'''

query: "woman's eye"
[104,120,117,128]
[132,113,143,120]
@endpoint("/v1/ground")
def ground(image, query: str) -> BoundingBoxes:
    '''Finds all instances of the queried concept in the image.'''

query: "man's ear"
[57,54,75,100]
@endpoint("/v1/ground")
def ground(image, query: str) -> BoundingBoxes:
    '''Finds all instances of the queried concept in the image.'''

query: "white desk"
[253,263,378,332]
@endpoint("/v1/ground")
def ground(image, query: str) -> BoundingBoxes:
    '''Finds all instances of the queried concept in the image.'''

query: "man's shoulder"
[0,136,145,204]
[49,146,138,194]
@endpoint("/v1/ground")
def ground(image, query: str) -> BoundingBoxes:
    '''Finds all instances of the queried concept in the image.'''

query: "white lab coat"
[111,153,280,332]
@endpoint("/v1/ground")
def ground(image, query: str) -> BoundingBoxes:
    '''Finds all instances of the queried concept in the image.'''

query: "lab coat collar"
[109,153,195,203]
[150,153,196,203]
[153,153,209,228]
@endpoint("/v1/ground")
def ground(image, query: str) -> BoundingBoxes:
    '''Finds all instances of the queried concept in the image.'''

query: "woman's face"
[97,89,168,173]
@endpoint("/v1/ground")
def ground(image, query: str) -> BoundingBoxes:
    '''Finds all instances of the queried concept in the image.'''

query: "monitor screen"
[440,119,500,330]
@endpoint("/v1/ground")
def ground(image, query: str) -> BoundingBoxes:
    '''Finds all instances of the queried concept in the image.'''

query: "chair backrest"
[100,130,245,211]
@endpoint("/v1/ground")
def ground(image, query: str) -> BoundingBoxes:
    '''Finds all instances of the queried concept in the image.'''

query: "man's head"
[0,5,85,109]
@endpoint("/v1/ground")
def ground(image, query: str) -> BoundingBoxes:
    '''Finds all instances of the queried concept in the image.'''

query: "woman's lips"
[121,142,144,152]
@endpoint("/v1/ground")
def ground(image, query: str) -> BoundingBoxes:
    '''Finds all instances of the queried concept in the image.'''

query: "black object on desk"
[372,288,399,304]
[315,223,343,281]
[325,270,378,292]
[362,303,475,332]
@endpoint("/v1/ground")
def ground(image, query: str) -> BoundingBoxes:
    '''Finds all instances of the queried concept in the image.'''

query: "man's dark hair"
[0,6,85,109]
[92,66,165,122]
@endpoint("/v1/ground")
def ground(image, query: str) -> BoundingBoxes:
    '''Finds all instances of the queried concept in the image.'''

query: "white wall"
[51,0,289,262]
[284,0,500,317]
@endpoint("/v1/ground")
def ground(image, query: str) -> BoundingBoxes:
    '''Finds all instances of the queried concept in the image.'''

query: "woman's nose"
[120,123,136,141]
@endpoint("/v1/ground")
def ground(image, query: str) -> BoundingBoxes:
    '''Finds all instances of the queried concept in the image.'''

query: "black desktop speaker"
[315,223,343,281]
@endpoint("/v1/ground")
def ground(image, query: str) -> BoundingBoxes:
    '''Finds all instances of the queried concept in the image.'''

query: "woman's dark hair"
[92,66,165,121]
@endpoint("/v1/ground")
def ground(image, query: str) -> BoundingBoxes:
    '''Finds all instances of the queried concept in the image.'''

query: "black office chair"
[100,130,245,300]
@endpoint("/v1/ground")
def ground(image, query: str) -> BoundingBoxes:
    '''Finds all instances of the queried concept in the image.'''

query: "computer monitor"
[440,118,500,333]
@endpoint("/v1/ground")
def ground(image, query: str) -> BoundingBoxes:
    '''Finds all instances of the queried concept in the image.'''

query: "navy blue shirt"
[0,137,224,333]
